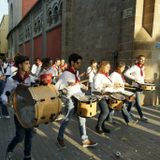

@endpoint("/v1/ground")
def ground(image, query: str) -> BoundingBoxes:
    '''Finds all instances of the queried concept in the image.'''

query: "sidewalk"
[0,106,160,160]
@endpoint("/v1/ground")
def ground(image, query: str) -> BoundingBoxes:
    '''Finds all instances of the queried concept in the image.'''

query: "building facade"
[8,0,160,79]
[0,15,9,57]
[8,0,62,63]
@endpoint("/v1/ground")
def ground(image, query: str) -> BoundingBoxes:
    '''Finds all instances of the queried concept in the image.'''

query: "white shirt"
[124,65,145,87]
[110,71,125,92]
[1,75,34,105]
[87,66,97,83]
[93,73,115,93]
[31,64,42,77]
[55,70,82,98]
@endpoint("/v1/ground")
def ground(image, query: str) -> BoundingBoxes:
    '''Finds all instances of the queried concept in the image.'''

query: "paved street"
[0,105,160,160]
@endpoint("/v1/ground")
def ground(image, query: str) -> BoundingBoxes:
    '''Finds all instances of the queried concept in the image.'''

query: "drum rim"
[109,93,126,100]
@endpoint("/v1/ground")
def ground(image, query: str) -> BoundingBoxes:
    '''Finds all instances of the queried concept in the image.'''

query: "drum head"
[13,85,35,128]
[110,93,125,100]
[80,95,97,103]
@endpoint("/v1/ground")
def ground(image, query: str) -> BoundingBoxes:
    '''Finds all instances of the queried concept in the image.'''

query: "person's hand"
[81,84,88,91]
[79,72,86,78]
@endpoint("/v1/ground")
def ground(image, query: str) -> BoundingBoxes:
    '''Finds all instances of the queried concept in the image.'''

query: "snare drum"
[77,95,97,118]
[140,83,156,91]
[13,84,62,128]
[108,93,125,110]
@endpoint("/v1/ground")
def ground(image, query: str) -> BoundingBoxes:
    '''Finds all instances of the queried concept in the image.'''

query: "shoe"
[96,126,104,134]
[57,137,66,148]
[127,120,138,126]
[4,115,10,119]
[102,126,111,133]
[82,139,98,148]
[140,116,148,122]
[5,152,13,160]
[23,155,32,160]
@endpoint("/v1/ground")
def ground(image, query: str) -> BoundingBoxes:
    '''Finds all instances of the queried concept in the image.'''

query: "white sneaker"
[4,115,10,119]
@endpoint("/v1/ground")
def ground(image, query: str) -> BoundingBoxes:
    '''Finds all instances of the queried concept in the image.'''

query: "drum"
[77,95,97,118]
[13,84,62,128]
[121,90,135,102]
[108,93,125,110]
[140,83,156,91]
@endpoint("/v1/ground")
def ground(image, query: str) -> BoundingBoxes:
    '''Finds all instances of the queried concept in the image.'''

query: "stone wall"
[62,0,136,70]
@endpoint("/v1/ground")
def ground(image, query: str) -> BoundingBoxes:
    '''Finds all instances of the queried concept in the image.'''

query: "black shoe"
[102,126,110,133]
[140,116,148,122]
[96,126,104,134]
[23,155,32,160]
[57,137,66,148]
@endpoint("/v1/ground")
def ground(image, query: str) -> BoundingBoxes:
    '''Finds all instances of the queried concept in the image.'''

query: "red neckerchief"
[136,63,144,76]
[99,71,112,82]
[13,72,29,83]
[67,67,80,83]
[60,63,67,71]
[115,69,125,82]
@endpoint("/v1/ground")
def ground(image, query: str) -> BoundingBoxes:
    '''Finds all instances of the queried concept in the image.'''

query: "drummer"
[55,53,97,148]
[93,61,112,134]
[2,55,34,160]
[124,55,148,121]
[110,62,136,124]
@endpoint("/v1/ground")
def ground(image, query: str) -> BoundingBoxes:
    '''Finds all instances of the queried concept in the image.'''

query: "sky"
[0,0,8,22]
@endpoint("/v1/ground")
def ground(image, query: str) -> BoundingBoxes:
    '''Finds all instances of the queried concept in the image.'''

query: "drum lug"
[40,99,45,102]
[50,97,56,100]
[50,113,56,120]
[40,116,45,120]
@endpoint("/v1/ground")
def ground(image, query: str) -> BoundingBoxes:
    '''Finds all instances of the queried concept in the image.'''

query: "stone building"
[7,0,62,63]
[0,15,9,57]
[8,0,160,78]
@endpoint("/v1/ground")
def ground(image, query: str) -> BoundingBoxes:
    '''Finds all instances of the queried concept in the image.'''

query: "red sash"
[136,63,144,76]
[67,67,80,83]
[99,72,112,82]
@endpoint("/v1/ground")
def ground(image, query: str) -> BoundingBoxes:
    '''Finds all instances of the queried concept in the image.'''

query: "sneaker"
[4,115,10,119]
[57,137,66,148]
[140,116,148,122]
[82,139,98,148]
[23,155,32,160]
[102,126,111,133]
[5,152,13,160]
[127,120,138,126]
[95,126,104,134]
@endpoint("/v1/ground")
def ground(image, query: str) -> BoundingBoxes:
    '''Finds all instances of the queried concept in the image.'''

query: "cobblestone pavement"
[0,105,160,160]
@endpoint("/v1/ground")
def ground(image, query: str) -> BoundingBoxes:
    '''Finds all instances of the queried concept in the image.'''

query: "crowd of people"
[0,53,158,160]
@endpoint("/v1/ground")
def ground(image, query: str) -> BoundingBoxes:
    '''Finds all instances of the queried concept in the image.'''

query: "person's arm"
[124,66,136,81]
[1,78,16,105]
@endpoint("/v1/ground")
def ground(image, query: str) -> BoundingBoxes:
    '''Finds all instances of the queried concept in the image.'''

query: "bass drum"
[13,84,62,128]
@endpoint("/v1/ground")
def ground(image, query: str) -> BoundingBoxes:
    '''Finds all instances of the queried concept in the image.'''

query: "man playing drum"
[124,55,148,121]
[3,55,34,160]
[55,53,97,148]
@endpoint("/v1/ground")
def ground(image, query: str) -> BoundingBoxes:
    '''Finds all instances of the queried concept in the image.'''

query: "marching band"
[0,54,156,160]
